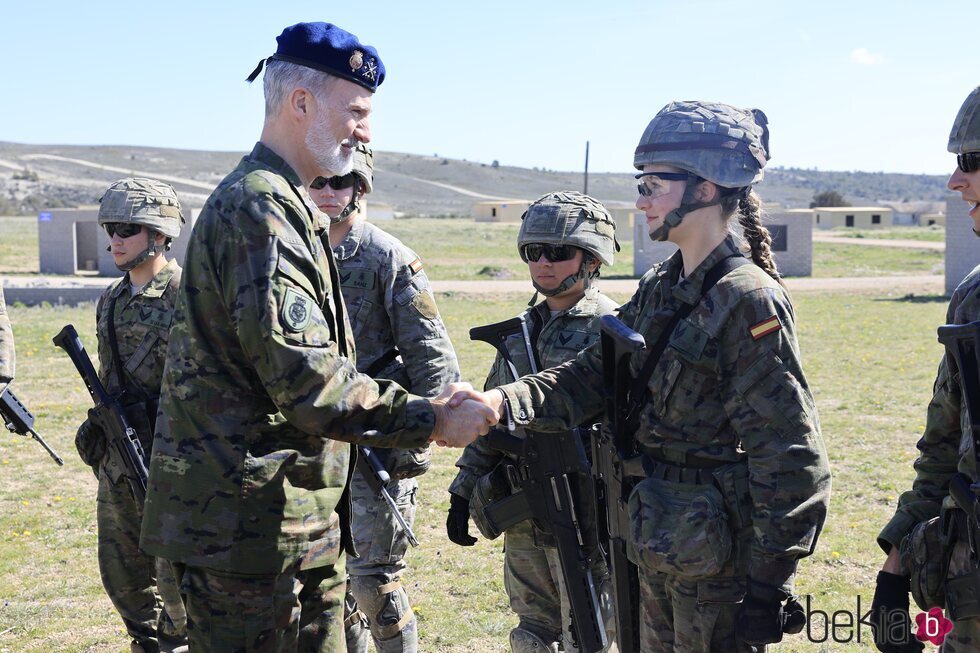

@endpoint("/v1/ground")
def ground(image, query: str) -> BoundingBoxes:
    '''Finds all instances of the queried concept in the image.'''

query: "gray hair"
[263,60,337,118]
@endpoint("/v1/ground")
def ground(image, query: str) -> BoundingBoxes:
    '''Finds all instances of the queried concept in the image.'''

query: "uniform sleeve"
[223,195,434,449]
[450,354,509,499]
[878,356,961,552]
[0,288,14,389]
[385,252,460,398]
[722,287,831,590]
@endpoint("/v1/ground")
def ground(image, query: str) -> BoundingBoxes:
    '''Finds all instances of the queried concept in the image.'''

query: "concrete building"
[603,201,636,243]
[367,201,395,221]
[945,196,980,295]
[471,199,531,222]
[812,206,893,229]
[38,207,197,276]
[633,209,813,277]
[878,200,945,226]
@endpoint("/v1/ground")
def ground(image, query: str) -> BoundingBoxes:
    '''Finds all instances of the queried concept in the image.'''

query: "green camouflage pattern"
[517,192,618,266]
[0,287,13,392]
[98,177,185,238]
[92,261,186,649]
[949,86,980,154]
[140,142,436,575]
[333,215,460,651]
[633,100,770,188]
[497,236,831,595]
[451,289,617,651]
[879,265,980,551]
[350,145,374,194]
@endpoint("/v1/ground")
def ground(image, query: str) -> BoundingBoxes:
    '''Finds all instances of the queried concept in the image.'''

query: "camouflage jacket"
[333,217,459,396]
[879,265,980,552]
[496,237,831,589]
[449,289,618,500]
[141,143,435,574]
[95,259,181,481]
[0,287,13,392]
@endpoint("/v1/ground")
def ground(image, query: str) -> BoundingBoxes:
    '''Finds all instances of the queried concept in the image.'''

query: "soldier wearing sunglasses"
[310,145,461,652]
[74,177,188,653]
[448,191,619,653]
[875,87,980,653]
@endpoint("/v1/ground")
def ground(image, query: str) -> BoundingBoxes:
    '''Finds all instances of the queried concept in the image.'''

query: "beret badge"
[349,50,364,72]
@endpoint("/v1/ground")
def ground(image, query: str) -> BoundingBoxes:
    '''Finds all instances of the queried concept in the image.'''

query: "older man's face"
[305,77,373,177]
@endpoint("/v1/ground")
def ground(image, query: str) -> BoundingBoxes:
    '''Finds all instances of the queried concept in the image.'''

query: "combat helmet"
[633,100,770,241]
[98,177,184,272]
[327,144,373,224]
[517,191,618,297]
[949,86,980,154]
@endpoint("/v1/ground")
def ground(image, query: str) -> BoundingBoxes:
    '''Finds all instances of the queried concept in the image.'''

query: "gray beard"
[306,121,353,177]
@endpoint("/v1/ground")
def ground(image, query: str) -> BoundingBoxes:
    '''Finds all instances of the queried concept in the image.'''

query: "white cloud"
[851,47,883,65]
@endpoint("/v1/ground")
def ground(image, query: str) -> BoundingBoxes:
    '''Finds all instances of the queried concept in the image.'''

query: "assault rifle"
[595,314,645,653]
[0,386,64,465]
[356,445,419,547]
[53,324,148,503]
[470,316,608,653]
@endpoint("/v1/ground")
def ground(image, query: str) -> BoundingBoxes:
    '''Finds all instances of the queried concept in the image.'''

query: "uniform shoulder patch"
[408,257,423,275]
[749,315,781,340]
[282,288,314,332]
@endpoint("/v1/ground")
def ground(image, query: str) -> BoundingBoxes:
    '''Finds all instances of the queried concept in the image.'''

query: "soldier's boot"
[344,586,370,653]
[509,626,560,653]
[349,575,417,653]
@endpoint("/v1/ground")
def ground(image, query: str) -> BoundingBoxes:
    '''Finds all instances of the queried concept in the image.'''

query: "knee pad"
[344,587,370,653]
[349,575,416,643]
[509,626,559,653]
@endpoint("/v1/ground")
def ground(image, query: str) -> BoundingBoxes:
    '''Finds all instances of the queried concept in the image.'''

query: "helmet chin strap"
[329,179,361,224]
[112,230,166,272]
[649,178,720,242]
[529,254,596,298]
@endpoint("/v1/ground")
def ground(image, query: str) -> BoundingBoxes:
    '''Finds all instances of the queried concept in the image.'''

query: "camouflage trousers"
[97,469,186,651]
[504,520,615,652]
[345,468,419,653]
[939,541,980,652]
[173,554,347,653]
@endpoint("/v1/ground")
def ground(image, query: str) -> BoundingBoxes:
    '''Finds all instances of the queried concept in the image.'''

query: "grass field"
[824,226,946,242]
[0,284,952,652]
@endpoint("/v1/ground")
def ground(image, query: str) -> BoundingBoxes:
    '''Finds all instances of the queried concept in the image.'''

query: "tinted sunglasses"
[310,172,358,191]
[958,152,980,174]
[103,222,143,239]
[520,243,577,263]
[635,171,690,197]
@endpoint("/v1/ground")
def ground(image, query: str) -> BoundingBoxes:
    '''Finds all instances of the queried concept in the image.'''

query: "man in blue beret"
[140,21,498,653]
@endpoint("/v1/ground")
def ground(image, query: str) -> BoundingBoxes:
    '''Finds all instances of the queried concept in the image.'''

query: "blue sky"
[0,0,975,175]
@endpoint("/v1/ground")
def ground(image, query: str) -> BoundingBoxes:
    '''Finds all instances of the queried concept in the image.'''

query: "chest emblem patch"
[282,288,313,332]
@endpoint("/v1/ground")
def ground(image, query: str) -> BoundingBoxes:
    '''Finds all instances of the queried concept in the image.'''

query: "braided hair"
[721,189,782,284]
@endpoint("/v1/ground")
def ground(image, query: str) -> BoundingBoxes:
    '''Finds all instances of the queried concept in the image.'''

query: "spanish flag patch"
[749,315,781,340]
[409,258,423,275]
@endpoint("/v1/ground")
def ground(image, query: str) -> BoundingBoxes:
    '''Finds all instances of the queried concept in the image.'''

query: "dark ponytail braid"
[721,188,781,283]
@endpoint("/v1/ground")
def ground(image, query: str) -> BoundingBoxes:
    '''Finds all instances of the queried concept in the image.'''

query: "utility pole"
[583,141,590,195]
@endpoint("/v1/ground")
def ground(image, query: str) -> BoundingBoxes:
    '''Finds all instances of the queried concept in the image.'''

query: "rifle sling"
[106,293,127,393]
[626,255,750,421]
[364,347,401,378]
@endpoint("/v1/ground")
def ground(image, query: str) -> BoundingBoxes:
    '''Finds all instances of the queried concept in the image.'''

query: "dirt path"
[21,153,217,192]
[812,232,944,250]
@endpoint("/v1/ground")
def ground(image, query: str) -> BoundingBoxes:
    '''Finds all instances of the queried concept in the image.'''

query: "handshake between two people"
[428,383,506,448]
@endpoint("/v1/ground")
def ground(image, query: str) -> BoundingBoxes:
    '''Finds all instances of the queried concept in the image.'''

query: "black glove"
[870,571,924,653]
[74,410,106,468]
[736,581,805,646]
[446,493,477,546]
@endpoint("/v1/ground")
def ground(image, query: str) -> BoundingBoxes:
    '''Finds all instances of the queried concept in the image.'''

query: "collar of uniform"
[248,142,304,188]
[332,217,366,261]
[670,236,742,305]
[140,259,180,298]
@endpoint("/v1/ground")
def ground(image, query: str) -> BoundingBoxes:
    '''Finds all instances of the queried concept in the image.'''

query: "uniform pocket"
[627,477,732,579]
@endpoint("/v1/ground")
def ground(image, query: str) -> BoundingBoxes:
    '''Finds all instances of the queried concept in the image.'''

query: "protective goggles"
[520,243,577,263]
[958,152,980,174]
[103,222,143,239]
[310,172,358,191]
[635,171,689,198]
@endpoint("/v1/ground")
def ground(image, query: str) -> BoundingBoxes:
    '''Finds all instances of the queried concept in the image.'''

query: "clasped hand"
[428,383,503,447]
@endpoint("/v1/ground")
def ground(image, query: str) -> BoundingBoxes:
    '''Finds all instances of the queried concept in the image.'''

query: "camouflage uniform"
[496,236,831,652]
[333,216,460,652]
[0,287,13,393]
[451,289,617,650]
[91,259,188,652]
[140,143,437,652]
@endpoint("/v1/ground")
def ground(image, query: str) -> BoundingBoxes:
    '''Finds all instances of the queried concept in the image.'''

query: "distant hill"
[0,141,952,217]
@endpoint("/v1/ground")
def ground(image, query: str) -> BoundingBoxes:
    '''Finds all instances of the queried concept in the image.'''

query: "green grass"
[0,287,954,651]
[812,241,944,277]
[0,216,40,274]
[826,226,946,242]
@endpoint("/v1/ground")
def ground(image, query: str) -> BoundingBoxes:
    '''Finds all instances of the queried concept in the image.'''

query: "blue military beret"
[246,22,385,92]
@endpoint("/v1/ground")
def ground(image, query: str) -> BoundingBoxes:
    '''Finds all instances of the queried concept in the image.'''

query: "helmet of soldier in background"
[949,86,980,154]
[98,177,185,272]
[517,191,618,297]
[633,100,770,241]
[328,144,373,224]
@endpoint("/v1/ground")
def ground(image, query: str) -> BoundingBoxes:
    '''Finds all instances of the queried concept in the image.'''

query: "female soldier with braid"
[454,100,831,652]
